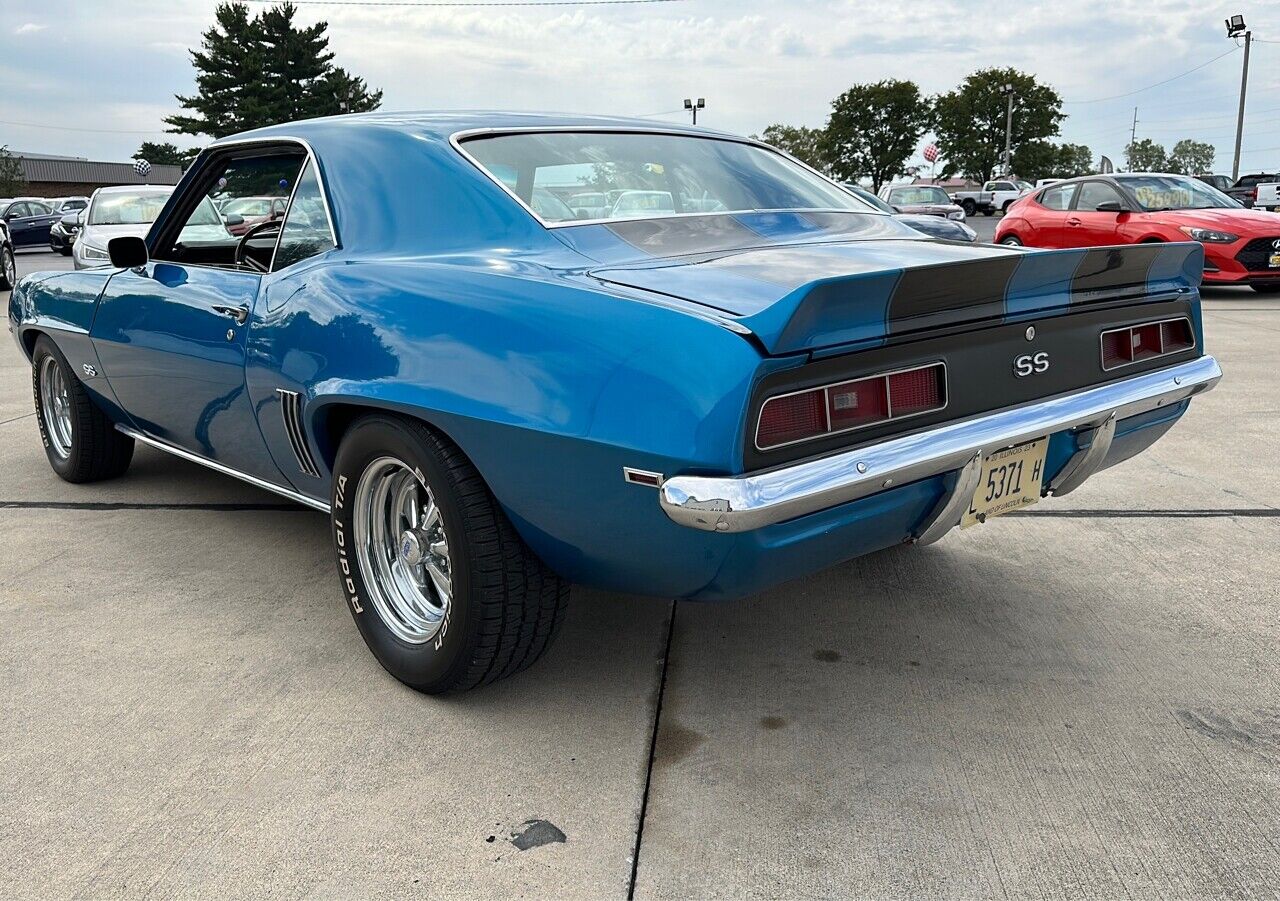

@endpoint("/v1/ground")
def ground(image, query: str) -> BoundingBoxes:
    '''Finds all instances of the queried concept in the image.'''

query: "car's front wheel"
[331,414,568,693]
[31,336,134,482]
[0,243,15,290]
[999,235,1023,246]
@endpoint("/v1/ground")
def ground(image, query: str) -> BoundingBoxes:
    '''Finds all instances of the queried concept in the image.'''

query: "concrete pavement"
[2,250,1278,898]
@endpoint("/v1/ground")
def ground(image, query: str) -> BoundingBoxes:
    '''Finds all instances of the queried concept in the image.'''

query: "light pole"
[683,97,705,126]
[1000,83,1015,176]
[1226,14,1251,180]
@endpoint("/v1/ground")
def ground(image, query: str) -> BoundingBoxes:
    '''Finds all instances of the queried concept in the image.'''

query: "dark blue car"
[9,113,1221,692]
[1,198,60,248]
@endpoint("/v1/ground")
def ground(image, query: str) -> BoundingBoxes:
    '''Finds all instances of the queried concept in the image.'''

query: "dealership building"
[12,151,183,197]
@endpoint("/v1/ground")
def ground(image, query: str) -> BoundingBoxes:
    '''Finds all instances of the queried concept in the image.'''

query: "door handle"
[1066,217,1081,226]
[212,304,249,325]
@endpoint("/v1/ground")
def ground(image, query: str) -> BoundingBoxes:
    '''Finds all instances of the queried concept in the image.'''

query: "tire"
[331,414,568,693]
[31,336,134,483]
[961,199,977,217]
[983,208,994,216]
[0,243,14,290]
[1250,283,1280,294]
[1001,201,1014,214]
[999,235,1023,246]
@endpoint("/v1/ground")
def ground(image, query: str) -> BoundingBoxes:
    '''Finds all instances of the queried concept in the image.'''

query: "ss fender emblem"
[1014,351,1050,377]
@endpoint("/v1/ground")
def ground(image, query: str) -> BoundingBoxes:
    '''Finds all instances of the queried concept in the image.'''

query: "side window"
[1039,184,1077,210]
[1076,182,1124,211]
[153,149,305,270]
[991,182,1013,192]
[272,160,335,271]
[30,201,52,215]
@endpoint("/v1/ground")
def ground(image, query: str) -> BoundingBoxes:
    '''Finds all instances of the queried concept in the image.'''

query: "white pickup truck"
[1255,181,1280,212]
[951,179,1032,217]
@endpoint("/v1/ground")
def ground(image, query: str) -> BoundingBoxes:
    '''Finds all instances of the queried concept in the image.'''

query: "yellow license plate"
[961,437,1048,528]
[1269,252,1280,268]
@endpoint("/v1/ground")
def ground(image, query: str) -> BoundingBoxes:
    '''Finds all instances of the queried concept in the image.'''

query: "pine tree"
[166,2,381,139]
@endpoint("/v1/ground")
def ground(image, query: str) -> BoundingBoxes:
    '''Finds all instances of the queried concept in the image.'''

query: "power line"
[1063,46,1240,104]
[242,0,690,5]
[0,118,164,135]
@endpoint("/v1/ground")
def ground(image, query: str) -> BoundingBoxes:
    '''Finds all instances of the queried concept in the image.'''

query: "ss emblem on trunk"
[1014,352,1049,377]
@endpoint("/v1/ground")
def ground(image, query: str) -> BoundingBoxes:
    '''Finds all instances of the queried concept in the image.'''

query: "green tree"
[1055,143,1094,177]
[0,146,26,196]
[933,68,1064,183]
[133,141,200,168]
[1125,138,1167,172]
[166,1,381,139]
[754,124,829,172]
[1167,139,1215,175]
[823,80,931,191]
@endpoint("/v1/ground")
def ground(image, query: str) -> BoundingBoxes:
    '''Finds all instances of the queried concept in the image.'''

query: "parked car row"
[996,172,1280,293]
[0,197,87,249]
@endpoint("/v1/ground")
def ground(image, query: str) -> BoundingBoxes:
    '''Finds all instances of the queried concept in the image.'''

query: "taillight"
[755,362,946,450]
[1100,318,1194,371]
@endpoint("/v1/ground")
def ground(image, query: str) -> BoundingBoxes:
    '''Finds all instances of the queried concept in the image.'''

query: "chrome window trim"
[754,360,949,452]
[448,125,880,230]
[115,424,330,513]
[1099,316,1195,372]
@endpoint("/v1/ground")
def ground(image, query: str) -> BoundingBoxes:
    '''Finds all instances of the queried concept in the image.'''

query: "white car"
[950,179,1032,216]
[74,186,230,270]
[1256,182,1280,212]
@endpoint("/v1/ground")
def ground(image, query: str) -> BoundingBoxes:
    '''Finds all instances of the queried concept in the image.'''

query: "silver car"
[74,186,230,269]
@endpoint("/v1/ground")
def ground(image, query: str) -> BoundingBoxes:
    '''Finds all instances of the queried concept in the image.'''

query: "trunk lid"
[587,225,1203,355]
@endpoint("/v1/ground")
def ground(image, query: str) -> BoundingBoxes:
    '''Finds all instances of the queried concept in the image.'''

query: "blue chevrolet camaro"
[8,113,1222,692]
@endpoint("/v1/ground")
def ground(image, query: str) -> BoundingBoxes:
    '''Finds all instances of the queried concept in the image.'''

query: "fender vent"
[276,389,320,478]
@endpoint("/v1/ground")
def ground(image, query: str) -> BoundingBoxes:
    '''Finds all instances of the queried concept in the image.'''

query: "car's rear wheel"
[1250,283,1280,294]
[31,336,134,482]
[999,235,1023,246]
[331,414,568,693]
[961,199,976,217]
[1002,200,1014,213]
[0,244,15,290]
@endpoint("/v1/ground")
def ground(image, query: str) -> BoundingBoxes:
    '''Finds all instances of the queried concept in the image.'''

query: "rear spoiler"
[739,242,1204,356]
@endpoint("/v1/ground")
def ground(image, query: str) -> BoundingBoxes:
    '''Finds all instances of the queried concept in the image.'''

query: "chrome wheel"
[2,248,14,287]
[352,456,452,644]
[39,356,73,459]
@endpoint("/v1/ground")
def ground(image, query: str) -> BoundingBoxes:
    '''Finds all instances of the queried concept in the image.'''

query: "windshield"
[1117,175,1242,211]
[460,131,864,224]
[88,190,172,226]
[889,186,950,205]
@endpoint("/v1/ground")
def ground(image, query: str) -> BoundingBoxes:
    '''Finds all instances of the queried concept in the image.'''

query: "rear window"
[459,131,864,225]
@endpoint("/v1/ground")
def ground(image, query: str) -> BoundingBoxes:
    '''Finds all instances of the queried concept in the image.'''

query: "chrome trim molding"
[115,424,330,513]
[660,355,1221,533]
[1049,412,1116,496]
[276,389,321,477]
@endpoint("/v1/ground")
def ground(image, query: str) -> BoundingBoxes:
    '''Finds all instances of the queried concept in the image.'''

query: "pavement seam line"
[627,598,676,900]
[0,500,312,512]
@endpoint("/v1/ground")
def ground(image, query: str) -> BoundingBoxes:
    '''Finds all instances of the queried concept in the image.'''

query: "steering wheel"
[234,219,282,273]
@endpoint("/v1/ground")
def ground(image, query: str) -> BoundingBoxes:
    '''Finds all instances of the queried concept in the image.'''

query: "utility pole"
[1000,84,1015,176]
[1226,15,1251,180]
[1129,107,1138,169]
[683,97,705,126]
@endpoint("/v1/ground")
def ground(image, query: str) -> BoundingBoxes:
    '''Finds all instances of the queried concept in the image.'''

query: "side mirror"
[108,236,148,269]
[75,212,85,227]
[223,213,245,226]
[1094,201,1126,213]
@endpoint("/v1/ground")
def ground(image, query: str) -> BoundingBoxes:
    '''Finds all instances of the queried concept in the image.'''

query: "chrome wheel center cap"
[399,530,426,566]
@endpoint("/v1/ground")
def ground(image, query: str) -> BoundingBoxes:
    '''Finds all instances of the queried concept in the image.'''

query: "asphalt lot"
[2,247,1279,898]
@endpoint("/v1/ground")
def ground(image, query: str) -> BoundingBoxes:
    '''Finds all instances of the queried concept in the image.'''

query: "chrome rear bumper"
[660,355,1221,534]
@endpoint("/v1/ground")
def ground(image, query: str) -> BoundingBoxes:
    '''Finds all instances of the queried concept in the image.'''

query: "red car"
[996,173,1280,294]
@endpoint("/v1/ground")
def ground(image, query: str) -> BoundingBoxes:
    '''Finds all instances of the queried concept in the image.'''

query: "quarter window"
[272,160,335,271]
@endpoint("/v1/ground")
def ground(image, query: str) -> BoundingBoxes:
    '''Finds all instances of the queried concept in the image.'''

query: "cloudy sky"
[4,0,1279,175]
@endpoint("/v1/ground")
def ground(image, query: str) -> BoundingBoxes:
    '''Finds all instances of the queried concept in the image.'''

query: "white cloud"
[15,22,47,34]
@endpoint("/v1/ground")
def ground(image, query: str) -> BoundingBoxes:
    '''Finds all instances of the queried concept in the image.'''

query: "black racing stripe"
[886,256,1020,333]
[1070,245,1159,300]
[604,216,763,257]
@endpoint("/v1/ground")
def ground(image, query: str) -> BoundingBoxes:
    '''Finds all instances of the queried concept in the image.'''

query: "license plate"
[1269,253,1280,268]
[961,438,1048,528]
